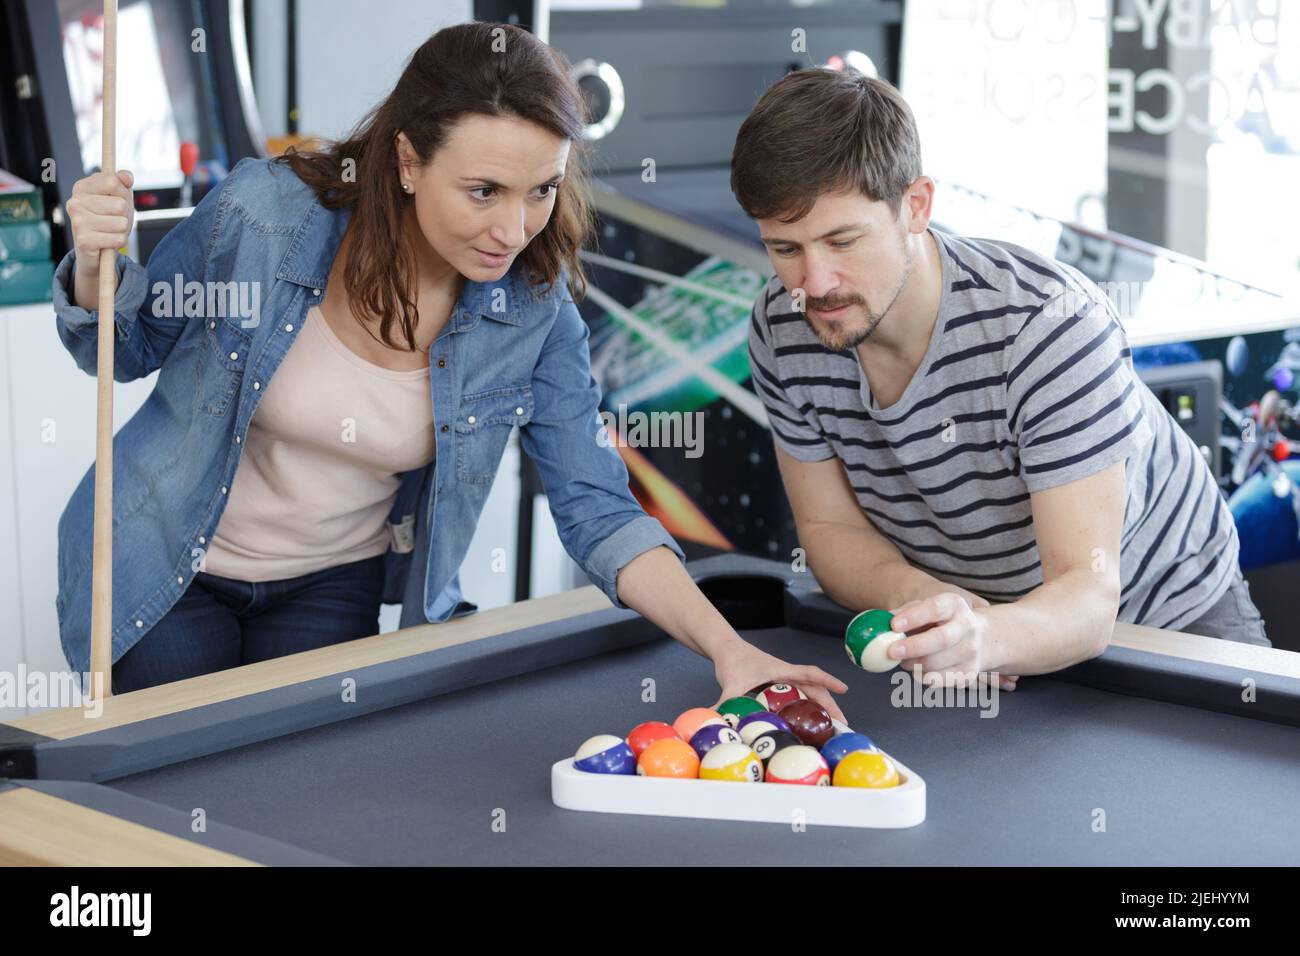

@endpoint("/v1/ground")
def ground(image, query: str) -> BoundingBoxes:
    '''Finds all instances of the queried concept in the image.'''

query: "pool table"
[3,554,1299,866]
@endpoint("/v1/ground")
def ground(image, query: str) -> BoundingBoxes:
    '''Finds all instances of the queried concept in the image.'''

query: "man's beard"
[805,239,915,351]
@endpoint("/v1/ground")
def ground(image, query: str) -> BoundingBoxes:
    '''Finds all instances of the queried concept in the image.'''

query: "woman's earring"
[402,182,412,193]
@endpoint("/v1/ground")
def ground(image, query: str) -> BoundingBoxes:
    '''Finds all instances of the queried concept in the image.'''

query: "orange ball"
[626,721,679,757]
[672,707,725,742]
[637,738,700,778]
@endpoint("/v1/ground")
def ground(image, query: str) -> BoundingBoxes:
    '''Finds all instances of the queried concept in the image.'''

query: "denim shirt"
[51,156,682,674]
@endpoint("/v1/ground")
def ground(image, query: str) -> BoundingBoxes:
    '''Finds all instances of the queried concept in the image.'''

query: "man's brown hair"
[731,68,923,223]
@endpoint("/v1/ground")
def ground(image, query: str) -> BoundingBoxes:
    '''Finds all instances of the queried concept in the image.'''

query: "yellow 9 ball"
[698,742,764,782]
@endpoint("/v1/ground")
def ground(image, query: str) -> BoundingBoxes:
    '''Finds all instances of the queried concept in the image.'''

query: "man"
[733,69,1269,689]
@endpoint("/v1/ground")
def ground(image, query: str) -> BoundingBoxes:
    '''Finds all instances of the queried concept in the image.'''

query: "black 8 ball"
[750,729,801,765]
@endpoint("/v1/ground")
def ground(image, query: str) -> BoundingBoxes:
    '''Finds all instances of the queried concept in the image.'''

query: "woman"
[54,21,846,715]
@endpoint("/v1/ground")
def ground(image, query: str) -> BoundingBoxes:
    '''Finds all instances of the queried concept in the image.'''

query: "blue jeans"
[112,554,387,692]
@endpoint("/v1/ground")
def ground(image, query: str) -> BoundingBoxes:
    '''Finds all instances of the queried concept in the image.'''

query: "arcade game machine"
[2,0,268,266]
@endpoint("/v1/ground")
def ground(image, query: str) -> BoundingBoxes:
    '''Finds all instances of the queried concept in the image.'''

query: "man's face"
[398,114,570,282]
[758,188,916,351]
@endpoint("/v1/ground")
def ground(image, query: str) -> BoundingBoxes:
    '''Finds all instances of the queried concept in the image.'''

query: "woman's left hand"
[710,640,849,724]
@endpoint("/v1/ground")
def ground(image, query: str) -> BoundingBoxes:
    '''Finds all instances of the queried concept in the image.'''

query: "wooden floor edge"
[0,788,259,866]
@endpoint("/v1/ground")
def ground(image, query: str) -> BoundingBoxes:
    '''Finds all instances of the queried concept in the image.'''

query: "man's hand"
[904,581,991,612]
[888,593,1018,691]
[711,641,849,724]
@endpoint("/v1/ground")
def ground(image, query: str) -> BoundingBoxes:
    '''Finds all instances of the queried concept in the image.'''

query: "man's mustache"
[807,296,864,311]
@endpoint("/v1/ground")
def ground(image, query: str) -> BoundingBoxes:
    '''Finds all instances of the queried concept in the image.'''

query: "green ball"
[845,609,904,673]
[717,696,766,727]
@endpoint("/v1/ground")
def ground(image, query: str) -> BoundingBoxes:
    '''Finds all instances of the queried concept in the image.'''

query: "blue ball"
[821,732,877,773]
[573,737,637,775]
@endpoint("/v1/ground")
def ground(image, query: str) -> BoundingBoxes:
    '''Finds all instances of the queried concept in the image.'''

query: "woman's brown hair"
[731,69,922,224]
[274,22,595,351]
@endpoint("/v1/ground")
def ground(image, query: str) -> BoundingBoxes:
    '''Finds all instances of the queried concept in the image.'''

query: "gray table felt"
[104,625,1300,866]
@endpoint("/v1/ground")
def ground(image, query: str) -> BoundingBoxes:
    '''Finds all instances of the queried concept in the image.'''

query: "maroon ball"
[777,699,835,748]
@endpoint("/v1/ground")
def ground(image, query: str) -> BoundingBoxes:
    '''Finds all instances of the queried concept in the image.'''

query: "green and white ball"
[844,609,905,673]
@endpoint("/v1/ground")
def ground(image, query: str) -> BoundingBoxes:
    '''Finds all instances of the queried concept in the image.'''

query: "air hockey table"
[2,554,1299,866]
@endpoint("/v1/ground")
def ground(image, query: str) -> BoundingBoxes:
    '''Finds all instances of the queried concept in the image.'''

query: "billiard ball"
[698,742,764,783]
[749,729,801,765]
[764,745,830,785]
[637,738,700,778]
[717,696,766,727]
[736,711,792,746]
[752,682,806,711]
[832,749,900,788]
[627,721,679,757]
[689,723,743,758]
[845,609,906,672]
[672,707,726,742]
[778,699,836,748]
[573,734,637,774]
[820,732,877,773]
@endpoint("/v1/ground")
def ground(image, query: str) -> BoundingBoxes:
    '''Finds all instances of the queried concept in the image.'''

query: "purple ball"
[689,723,742,757]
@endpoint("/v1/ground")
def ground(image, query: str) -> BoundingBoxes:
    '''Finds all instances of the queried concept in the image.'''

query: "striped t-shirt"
[748,227,1238,631]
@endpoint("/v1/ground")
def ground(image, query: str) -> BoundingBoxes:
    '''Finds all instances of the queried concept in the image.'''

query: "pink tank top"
[202,304,436,582]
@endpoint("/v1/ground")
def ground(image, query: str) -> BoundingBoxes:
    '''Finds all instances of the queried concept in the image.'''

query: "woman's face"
[396,114,570,284]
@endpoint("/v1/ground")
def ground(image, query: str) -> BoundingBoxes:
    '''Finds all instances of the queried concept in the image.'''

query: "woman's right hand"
[67,170,135,274]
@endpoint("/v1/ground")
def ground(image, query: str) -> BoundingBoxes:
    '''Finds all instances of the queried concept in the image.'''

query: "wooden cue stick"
[90,0,118,700]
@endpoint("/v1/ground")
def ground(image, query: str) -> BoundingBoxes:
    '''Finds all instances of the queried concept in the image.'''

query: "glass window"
[902,0,1300,297]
